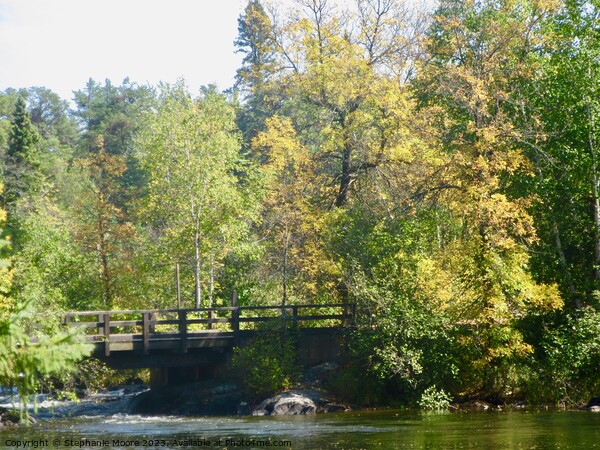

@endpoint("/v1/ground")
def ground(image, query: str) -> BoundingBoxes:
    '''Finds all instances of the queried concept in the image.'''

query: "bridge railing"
[63,302,355,356]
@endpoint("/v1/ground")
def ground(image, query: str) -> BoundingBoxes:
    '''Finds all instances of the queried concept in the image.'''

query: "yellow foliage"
[252,116,340,302]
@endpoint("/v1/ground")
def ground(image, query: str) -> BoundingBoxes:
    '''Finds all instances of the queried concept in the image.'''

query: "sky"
[0,0,248,102]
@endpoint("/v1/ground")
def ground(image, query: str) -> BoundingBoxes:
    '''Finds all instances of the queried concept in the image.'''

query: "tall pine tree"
[5,96,41,204]
[234,0,278,144]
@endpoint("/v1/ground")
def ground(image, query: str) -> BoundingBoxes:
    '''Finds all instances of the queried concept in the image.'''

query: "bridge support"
[150,364,227,389]
[150,368,169,389]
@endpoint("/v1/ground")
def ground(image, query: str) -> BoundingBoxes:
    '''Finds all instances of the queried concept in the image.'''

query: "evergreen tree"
[4,96,41,203]
[234,0,278,144]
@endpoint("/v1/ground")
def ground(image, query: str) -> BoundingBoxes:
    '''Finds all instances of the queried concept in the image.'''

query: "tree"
[412,0,563,397]
[523,0,600,308]
[236,0,425,208]
[252,116,338,304]
[26,87,78,147]
[0,186,90,423]
[234,0,279,143]
[138,83,256,309]
[4,96,41,204]
[72,78,153,213]
[73,137,135,309]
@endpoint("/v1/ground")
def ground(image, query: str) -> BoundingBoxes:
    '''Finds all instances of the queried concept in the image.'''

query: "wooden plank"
[65,306,240,316]
[63,303,352,317]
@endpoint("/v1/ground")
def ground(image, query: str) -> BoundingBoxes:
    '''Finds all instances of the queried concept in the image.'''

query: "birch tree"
[138,83,252,309]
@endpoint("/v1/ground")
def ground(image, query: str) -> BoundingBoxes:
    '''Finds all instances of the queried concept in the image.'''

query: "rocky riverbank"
[1,362,352,422]
[3,361,599,424]
[127,362,351,416]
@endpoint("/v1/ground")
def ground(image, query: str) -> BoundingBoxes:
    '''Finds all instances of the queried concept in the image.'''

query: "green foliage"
[5,96,42,203]
[11,203,100,311]
[328,363,388,406]
[137,82,259,309]
[1,0,600,408]
[529,308,600,404]
[69,359,149,393]
[418,386,452,411]
[0,299,91,422]
[232,325,299,398]
[347,273,460,402]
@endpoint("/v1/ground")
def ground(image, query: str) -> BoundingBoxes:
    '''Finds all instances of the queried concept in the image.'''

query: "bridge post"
[292,305,299,329]
[103,313,110,356]
[231,291,239,345]
[150,367,168,389]
[343,303,354,326]
[142,312,151,355]
[178,310,188,353]
[208,310,214,330]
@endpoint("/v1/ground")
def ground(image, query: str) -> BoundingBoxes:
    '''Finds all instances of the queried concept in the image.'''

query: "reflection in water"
[1,410,599,449]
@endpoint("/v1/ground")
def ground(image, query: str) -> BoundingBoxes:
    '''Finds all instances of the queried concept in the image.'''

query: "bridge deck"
[63,302,355,357]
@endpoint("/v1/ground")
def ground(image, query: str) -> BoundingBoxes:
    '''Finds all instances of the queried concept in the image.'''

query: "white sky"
[0,0,247,101]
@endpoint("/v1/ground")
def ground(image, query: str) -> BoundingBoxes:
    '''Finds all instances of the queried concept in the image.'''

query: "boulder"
[252,388,351,416]
[252,392,317,416]
[0,408,20,427]
[320,402,351,413]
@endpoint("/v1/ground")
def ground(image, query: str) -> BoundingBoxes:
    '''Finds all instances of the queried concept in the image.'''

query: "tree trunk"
[282,225,289,307]
[586,101,600,287]
[593,165,600,284]
[536,166,579,307]
[335,142,353,208]
[552,221,580,308]
[97,212,112,309]
[194,227,202,310]
[209,252,214,308]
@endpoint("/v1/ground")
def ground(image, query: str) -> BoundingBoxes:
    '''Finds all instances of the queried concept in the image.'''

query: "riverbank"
[2,359,599,426]
[3,385,599,429]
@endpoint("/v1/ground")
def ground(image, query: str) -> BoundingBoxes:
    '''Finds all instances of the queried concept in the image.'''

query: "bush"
[418,386,452,411]
[528,307,600,405]
[232,325,300,398]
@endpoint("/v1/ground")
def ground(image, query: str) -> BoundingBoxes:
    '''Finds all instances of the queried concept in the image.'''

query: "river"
[1,408,598,449]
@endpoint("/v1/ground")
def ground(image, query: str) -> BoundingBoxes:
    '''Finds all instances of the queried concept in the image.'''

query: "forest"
[0,0,599,408]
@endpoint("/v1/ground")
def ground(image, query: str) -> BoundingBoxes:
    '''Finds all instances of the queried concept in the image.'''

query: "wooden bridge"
[63,296,355,387]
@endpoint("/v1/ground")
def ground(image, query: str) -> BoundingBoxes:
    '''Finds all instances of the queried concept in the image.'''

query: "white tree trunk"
[194,227,202,310]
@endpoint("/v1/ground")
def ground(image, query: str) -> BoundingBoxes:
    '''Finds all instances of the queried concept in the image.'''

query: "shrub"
[232,324,299,398]
[418,386,452,411]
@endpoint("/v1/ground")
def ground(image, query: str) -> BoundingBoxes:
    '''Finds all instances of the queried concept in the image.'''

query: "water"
[1,409,598,449]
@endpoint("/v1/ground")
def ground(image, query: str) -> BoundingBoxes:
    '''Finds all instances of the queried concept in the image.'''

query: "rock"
[462,400,493,410]
[320,402,351,413]
[0,408,21,427]
[252,392,317,416]
[252,388,351,416]
[236,401,252,416]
